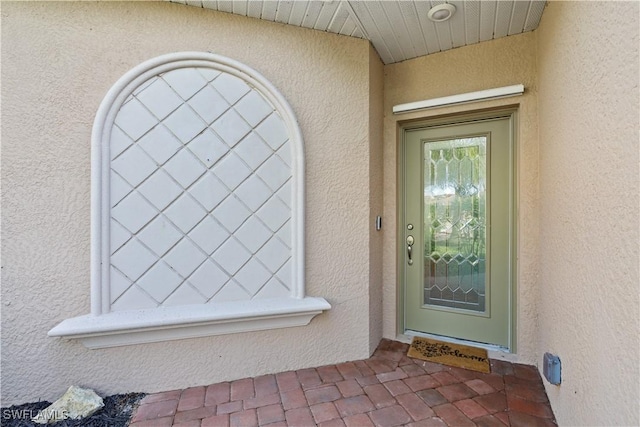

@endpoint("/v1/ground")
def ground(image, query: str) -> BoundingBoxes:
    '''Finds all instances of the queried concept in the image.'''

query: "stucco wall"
[368,46,384,354]
[382,32,540,363]
[1,1,376,405]
[536,2,639,425]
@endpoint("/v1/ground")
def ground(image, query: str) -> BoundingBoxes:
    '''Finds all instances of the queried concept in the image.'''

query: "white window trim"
[49,298,330,349]
[48,52,330,348]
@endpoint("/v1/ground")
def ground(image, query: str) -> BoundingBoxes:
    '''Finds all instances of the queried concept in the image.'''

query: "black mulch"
[1,393,145,427]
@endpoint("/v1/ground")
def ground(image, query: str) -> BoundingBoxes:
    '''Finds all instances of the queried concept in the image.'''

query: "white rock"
[31,386,104,424]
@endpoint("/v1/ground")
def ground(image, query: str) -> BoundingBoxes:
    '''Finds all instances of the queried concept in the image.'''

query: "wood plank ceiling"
[168,1,547,64]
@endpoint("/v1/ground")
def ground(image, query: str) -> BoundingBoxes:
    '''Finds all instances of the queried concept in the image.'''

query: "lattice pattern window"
[49,52,329,348]
[109,68,293,310]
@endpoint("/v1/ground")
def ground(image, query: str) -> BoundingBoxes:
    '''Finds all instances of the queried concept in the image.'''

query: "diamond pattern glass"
[163,194,207,233]
[110,172,132,208]
[111,192,157,234]
[212,152,252,191]
[213,195,251,233]
[135,78,183,120]
[188,129,228,168]
[234,91,273,127]
[257,197,291,233]
[110,267,132,304]
[163,105,207,144]
[162,68,208,100]
[276,258,292,290]
[110,220,131,255]
[256,114,288,150]
[189,260,229,299]
[138,170,182,211]
[162,283,207,307]
[235,258,272,296]
[114,98,157,141]
[189,173,228,211]
[276,219,292,248]
[235,175,272,211]
[277,181,292,208]
[111,285,158,311]
[188,216,229,255]
[212,109,251,148]
[189,86,229,124]
[111,145,156,188]
[164,239,207,278]
[197,68,220,82]
[210,280,251,303]
[254,277,289,299]
[423,137,487,312]
[211,73,250,104]
[235,217,274,254]
[137,216,183,257]
[137,262,183,303]
[111,238,157,282]
[257,237,290,273]
[110,126,134,160]
[257,154,290,192]
[234,132,273,169]
[138,125,182,165]
[109,67,294,311]
[213,238,251,276]
[277,142,292,167]
[164,149,207,189]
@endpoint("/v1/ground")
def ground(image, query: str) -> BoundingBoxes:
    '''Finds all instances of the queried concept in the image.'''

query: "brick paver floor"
[130,339,556,427]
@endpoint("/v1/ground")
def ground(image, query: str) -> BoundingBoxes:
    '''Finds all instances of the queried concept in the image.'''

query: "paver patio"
[130,339,556,427]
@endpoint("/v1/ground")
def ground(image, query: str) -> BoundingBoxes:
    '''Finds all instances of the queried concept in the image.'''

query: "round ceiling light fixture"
[427,3,456,22]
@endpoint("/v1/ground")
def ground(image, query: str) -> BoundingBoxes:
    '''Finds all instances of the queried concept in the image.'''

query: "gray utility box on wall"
[543,352,561,385]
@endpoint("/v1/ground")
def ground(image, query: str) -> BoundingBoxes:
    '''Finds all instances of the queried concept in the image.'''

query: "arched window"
[49,52,329,348]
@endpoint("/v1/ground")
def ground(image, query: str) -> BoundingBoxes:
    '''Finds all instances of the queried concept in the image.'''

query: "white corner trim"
[392,84,525,114]
[49,297,331,349]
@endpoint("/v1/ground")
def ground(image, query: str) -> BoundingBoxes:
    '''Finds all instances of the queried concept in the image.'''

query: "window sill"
[48,297,331,349]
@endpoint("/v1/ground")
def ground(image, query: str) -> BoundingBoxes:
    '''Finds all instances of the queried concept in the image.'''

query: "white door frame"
[396,107,519,352]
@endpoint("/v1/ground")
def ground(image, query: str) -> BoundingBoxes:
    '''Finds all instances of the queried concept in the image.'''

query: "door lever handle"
[406,235,414,265]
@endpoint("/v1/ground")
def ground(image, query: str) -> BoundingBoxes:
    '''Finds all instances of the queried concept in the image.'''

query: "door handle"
[407,235,414,265]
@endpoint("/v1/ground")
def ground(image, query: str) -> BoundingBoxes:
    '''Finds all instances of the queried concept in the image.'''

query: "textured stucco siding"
[368,46,385,354]
[536,2,640,425]
[1,1,375,405]
[382,32,540,363]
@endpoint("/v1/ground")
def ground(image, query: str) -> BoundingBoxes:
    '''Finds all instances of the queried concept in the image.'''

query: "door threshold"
[400,330,517,361]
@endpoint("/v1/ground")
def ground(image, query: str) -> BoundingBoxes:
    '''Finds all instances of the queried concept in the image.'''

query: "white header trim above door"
[393,84,524,114]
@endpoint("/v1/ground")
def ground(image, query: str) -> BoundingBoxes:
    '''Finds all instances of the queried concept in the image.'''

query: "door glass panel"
[423,137,487,312]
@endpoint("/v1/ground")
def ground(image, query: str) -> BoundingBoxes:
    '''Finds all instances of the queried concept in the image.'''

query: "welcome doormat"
[407,336,491,373]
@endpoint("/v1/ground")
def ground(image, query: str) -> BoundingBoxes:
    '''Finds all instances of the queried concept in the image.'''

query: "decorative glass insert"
[423,137,487,312]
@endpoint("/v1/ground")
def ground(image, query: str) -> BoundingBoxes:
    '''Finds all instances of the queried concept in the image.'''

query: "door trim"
[396,107,519,352]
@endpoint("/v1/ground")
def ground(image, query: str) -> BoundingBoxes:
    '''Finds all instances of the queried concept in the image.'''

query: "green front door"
[403,115,514,348]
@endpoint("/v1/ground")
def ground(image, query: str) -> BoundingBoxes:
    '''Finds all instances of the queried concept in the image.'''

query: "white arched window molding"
[49,52,330,349]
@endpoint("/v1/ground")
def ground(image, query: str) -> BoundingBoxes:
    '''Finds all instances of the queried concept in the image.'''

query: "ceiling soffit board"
[168,1,546,65]
[188,0,368,38]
